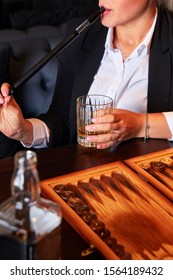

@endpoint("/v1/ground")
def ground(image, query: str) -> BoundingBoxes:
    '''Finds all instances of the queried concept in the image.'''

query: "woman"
[0,0,173,151]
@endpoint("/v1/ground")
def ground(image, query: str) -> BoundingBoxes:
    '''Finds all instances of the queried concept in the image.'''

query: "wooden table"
[0,138,173,259]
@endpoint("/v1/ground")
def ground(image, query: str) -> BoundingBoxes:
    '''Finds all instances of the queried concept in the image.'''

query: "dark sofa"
[0,21,75,158]
[1,0,98,29]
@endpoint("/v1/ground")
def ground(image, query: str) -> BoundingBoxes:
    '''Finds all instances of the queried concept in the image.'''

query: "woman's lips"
[103,8,112,16]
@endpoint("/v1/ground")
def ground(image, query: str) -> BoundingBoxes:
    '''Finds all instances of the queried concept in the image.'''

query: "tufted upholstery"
[0,21,72,158]
[0,23,71,118]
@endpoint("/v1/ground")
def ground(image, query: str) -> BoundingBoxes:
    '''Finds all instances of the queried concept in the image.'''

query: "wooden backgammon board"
[40,148,173,260]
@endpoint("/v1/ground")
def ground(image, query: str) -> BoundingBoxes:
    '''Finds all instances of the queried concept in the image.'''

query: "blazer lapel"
[69,23,108,141]
[73,23,108,98]
[148,9,173,112]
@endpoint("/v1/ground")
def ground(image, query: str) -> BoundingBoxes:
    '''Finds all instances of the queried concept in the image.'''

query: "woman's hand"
[85,108,145,149]
[0,83,33,143]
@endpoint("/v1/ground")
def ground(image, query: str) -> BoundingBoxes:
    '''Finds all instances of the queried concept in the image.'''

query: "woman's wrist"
[135,113,147,138]
[17,119,34,144]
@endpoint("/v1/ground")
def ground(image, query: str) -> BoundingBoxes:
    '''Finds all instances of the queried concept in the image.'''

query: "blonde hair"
[157,0,173,11]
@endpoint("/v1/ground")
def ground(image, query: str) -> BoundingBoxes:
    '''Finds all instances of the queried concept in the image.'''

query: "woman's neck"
[113,7,157,53]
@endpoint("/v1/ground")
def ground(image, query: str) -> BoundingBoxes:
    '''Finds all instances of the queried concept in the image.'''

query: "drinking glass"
[76,94,113,148]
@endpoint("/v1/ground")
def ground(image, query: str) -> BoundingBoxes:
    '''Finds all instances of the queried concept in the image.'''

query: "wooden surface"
[0,138,173,259]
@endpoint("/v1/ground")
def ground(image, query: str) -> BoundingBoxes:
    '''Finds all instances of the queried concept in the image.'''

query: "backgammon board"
[40,148,173,260]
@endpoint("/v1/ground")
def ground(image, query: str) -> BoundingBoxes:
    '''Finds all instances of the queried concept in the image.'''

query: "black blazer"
[1,8,173,158]
[39,7,173,147]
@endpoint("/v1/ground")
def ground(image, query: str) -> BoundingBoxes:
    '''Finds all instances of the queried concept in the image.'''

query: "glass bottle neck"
[11,151,40,203]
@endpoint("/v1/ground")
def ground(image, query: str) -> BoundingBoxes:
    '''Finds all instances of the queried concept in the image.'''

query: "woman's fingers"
[1,83,11,97]
[0,83,11,104]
